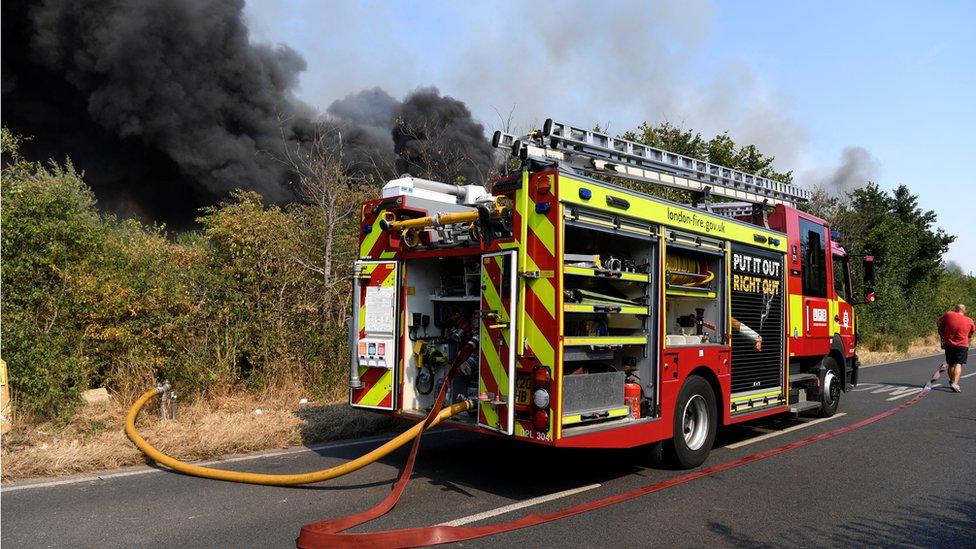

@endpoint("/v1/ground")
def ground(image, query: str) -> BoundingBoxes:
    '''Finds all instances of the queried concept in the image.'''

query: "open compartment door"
[478,251,518,434]
[350,260,400,410]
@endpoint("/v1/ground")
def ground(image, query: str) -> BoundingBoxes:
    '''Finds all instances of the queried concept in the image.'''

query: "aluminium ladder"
[492,119,810,209]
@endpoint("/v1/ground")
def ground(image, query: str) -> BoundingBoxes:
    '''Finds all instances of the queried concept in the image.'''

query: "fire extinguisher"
[624,374,642,419]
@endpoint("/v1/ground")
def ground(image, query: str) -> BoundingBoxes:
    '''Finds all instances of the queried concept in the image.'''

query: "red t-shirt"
[938,311,975,348]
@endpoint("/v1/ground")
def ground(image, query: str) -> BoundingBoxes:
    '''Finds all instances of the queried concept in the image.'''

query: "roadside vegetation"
[1,128,366,422]
[2,125,974,480]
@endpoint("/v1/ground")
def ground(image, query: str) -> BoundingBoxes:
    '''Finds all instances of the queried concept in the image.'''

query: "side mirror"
[862,256,876,287]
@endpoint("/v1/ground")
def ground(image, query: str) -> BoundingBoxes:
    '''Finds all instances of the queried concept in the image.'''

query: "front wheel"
[665,375,717,469]
[818,357,841,418]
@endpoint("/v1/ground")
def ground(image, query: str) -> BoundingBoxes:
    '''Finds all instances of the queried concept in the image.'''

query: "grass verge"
[0,383,397,482]
[858,334,944,366]
[0,334,951,481]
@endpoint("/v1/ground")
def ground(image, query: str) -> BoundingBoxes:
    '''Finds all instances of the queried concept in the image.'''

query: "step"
[788,372,817,384]
[789,401,821,414]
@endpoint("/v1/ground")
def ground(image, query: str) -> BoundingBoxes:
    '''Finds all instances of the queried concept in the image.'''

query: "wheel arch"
[686,366,723,425]
[829,335,848,392]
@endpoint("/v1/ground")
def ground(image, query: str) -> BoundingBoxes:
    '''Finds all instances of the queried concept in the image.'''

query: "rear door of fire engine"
[350,260,400,411]
[798,217,830,347]
[478,251,518,434]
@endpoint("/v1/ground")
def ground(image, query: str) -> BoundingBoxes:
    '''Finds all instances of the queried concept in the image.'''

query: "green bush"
[1,132,359,419]
[1,143,107,417]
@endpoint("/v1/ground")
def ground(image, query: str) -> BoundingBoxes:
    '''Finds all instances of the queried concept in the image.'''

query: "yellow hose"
[125,388,472,486]
[666,256,715,287]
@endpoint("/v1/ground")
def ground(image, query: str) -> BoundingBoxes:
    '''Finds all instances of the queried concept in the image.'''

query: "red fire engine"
[349,120,876,467]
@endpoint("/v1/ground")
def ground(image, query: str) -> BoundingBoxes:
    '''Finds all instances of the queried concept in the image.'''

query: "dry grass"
[0,382,397,482]
[858,334,944,366]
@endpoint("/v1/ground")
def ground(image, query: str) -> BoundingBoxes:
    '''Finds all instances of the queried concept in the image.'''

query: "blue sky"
[246,0,975,271]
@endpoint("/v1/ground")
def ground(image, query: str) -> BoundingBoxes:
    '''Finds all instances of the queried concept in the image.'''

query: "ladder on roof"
[492,119,810,208]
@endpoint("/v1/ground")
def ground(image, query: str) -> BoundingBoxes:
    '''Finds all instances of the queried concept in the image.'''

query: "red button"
[377,343,386,356]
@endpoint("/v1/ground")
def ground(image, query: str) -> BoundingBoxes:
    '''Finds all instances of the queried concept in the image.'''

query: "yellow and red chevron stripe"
[350,261,398,410]
[359,201,400,260]
[518,170,562,438]
[350,366,394,408]
[478,253,513,432]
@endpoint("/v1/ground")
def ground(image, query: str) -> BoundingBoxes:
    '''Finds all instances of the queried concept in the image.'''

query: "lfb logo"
[812,308,828,323]
[842,311,850,328]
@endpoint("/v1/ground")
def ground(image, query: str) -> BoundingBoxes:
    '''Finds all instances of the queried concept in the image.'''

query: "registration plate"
[514,373,532,406]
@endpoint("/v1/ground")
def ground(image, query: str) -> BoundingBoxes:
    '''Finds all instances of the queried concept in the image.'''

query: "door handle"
[488,323,509,330]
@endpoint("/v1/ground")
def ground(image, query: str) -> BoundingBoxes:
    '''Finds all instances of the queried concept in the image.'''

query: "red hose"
[297,366,944,548]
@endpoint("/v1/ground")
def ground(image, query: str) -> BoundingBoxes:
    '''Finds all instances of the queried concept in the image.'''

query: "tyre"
[665,375,717,469]
[818,357,841,418]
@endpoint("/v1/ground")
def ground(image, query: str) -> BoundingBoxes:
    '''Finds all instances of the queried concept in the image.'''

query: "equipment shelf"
[563,335,647,346]
[563,265,650,282]
[563,303,649,315]
[666,287,717,299]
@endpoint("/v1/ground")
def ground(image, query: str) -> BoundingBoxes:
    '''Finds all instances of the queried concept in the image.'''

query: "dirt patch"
[858,334,944,366]
[0,384,399,481]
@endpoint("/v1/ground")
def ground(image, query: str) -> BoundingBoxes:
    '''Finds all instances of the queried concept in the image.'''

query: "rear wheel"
[665,375,717,469]
[818,357,841,418]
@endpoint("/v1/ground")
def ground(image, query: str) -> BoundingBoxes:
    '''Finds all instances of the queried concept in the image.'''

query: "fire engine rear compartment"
[394,221,664,437]
[399,256,482,424]
[560,209,659,435]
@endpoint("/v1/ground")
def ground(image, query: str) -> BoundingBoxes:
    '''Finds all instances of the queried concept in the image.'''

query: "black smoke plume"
[392,87,495,185]
[2,0,495,227]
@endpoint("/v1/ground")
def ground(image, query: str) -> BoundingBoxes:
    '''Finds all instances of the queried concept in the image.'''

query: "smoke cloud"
[2,0,495,226]
[823,146,879,194]
[392,88,496,184]
[8,0,309,203]
[801,146,879,197]
[247,0,809,170]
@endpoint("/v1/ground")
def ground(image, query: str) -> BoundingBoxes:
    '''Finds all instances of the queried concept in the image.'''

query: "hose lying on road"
[297,365,948,548]
[124,385,470,487]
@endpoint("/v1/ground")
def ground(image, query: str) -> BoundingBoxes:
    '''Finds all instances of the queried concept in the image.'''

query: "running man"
[938,303,975,393]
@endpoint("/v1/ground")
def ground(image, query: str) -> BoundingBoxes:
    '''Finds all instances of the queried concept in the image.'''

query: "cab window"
[832,254,852,301]
[799,218,827,297]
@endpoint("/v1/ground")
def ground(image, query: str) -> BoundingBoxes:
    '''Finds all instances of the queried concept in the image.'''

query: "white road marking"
[962,372,976,379]
[886,385,933,401]
[1,430,452,493]
[724,413,847,449]
[438,484,601,527]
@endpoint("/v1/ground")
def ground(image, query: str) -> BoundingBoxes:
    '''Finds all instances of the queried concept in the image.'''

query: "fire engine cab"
[349,119,876,468]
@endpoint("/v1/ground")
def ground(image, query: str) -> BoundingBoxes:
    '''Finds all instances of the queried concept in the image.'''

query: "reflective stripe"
[730,390,782,403]
[563,336,647,346]
[562,406,630,425]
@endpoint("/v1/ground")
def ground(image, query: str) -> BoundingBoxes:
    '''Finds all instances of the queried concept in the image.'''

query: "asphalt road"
[4,351,975,548]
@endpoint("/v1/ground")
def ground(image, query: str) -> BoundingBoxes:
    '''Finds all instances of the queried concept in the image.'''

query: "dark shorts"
[945,345,969,365]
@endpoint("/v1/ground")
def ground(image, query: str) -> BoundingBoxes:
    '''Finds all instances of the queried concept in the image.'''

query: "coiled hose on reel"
[665,255,714,287]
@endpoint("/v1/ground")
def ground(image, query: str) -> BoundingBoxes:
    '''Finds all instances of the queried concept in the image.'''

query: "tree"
[619,122,793,183]
[277,123,373,295]
[621,121,706,159]
[829,183,958,348]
